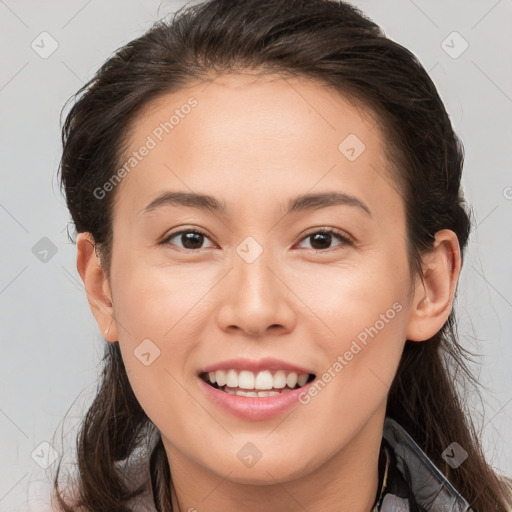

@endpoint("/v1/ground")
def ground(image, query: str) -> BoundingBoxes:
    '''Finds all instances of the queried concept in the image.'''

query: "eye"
[160,227,352,252]
[296,228,352,251]
[161,228,216,251]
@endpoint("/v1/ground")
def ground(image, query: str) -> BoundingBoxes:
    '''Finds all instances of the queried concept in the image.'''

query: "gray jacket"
[373,417,473,511]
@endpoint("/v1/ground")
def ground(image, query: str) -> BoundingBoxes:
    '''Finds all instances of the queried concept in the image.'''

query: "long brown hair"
[53,0,512,510]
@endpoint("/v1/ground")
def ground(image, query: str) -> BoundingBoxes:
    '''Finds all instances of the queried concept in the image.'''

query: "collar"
[372,417,474,511]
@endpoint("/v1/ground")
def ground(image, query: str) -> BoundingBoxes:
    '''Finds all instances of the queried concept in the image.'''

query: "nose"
[216,248,296,338]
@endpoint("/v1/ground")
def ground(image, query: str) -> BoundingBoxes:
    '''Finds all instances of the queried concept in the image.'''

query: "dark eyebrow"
[286,191,372,217]
[141,191,228,216]
[141,191,372,218]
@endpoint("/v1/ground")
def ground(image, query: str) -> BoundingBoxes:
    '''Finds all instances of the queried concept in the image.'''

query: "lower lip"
[197,377,314,421]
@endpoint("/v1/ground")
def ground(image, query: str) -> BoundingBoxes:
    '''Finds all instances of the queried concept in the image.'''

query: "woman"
[52,0,512,510]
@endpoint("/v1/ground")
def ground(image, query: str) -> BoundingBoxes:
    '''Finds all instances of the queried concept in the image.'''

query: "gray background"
[0,0,511,510]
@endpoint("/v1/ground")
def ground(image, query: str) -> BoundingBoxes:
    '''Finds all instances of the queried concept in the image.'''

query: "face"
[89,72,425,485]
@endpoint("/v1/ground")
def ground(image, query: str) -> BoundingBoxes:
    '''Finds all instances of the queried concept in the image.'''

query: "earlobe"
[76,232,119,342]
[405,229,461,342]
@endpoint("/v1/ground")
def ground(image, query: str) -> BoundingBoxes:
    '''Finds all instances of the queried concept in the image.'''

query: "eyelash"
[160,227,353,253]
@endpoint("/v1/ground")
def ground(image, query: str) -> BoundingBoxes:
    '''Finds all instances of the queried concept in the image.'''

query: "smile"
[198,367,317,420]
[200,369,315,397]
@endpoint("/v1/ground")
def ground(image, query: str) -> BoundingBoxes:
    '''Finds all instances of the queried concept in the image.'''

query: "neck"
[165,409,385,512]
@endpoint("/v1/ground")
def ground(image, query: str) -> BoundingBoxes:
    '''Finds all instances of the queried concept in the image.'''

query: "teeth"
[254,370,274,390]
[297,374,309,386]
[225,388,286,397]
[272,370,287,388]
[205,369,311,390]
[215,370,226,387]
[238,370,255,389]
[286,372,298,388]
[226,369,238,388]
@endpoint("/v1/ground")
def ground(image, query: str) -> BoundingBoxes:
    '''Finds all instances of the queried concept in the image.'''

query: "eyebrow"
[141,191,372,218]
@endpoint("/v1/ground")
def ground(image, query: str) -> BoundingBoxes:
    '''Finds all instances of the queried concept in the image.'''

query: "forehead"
[112,72,399,222]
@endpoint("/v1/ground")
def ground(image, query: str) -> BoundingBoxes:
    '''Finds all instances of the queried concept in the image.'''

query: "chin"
[206,452,313,485]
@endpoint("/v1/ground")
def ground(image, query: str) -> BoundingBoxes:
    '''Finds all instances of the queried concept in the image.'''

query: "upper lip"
[199,357,315,376]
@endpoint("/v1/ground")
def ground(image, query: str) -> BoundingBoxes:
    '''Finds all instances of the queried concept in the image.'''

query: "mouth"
[199,369,317,397]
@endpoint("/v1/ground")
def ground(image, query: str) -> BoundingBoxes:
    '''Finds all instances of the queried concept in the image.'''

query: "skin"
[76,71,461,512]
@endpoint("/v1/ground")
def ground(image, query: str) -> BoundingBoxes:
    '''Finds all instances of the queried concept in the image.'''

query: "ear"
[406,229,462,342]
[76,232,119,342]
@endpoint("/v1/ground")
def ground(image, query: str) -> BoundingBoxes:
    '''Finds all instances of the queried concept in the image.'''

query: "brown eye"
[298,229,352,251]
[162,229,215,251]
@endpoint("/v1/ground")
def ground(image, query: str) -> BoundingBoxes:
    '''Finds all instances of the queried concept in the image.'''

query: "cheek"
[290,248,409,346]
[294,301,407,463]
[111,253,212,340]
[113,294,197,445]
[322,289,407,365]
[109,255,212,423]
[296,252,410,411]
